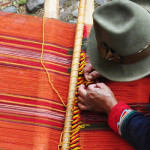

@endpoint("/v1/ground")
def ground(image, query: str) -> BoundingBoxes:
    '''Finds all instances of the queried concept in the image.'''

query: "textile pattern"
[0,12,149,150]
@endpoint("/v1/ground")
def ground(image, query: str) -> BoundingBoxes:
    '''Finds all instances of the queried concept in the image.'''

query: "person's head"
[87,0,150,82]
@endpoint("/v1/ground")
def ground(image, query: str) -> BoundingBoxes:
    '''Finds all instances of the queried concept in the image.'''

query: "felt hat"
[87,0,150,81]
[116,0,150,12]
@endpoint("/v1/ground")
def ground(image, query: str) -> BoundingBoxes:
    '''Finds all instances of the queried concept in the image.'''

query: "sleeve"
[108,102,150,150]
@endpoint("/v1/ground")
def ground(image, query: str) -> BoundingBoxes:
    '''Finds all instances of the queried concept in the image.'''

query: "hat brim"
[87,27,150,82]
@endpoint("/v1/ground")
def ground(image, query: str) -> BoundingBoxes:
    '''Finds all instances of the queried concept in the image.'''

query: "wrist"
[108,102,131,133]
[106,98,118,115]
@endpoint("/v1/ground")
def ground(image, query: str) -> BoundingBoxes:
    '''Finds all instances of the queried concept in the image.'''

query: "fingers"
[88,71,101,81]
[78,96,85,104]
[96,83,105,88]
[84,63,100,81]
[78,102,88,111]
[84,63,93,81]
[87,84,97,91]
[78,84,87,98]
[96,83,112,92]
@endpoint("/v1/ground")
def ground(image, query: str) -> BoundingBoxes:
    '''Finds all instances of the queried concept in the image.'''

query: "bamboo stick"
[44,0,59,18]
[61,0,86,150]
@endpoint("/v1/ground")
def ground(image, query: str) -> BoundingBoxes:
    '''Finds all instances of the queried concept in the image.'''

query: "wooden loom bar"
[84,0,94,25]
[61,0,86,149]
[44,0,59,18]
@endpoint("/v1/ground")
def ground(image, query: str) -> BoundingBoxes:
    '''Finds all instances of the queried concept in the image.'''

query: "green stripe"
[121,110,137,136]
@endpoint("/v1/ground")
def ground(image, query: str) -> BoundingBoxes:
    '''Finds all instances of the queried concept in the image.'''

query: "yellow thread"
[72,56,81,59]
[72,51,81,53]
[41,17,66,107]
[76,29,84,31]
[0,92,64,106]
[0,112,63,124]
[64,119,73,122]
[78,14,85,16]
[61,147,70,149]
[66,108,73,111]
[67,102,74,105]
[0,41,71,57]
[70,69,79,72]
[65,115,73,118]
[74,44,82,47]
[0,117,62,129]
[1,100,65,113]
[63,136,71,138]
[79,6,85,8]
[63,131,71,133]
[75,37,83,40]
[70,75,78,77]
[58,131,64,150]
[68,96,75,99]
[0,60,69,76]
[77,22,84,24]
[72,63,80,65]
[0,35,70,51]
[70,82,77,84]
[64,126,72,128]
[0,53,68,68]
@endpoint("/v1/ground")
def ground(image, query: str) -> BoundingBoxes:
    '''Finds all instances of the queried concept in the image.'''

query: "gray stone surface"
[95,0,108,5]
[72,9,78,17]
[0,6,17,13]
[69,19,77,24]
[59,0,68,6]
[59,5,73,21]
[36,0,44,5]
[26,0,44,13]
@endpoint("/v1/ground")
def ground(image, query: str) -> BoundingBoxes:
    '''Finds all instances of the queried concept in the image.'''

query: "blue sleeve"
[121,112,150,150]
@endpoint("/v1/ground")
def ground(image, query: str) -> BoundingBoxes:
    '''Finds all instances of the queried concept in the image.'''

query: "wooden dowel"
[84,0,94,25]
[44,0,59,18]
[61,0,86,150]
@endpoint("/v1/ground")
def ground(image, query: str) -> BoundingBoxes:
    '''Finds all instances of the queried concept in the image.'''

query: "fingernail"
[87,75,92,81]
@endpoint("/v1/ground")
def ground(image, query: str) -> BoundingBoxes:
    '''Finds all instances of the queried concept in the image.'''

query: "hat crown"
[93,0,150,57]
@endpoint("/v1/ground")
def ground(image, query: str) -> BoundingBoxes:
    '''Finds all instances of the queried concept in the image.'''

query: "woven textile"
[0,12,150,150]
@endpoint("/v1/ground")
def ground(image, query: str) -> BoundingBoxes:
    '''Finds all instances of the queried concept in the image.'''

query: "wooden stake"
[84,0,94,25]
[61,0,86,150]
[44,0,59,18]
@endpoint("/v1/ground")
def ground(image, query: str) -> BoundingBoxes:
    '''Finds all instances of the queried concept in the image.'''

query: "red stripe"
[0,95,65,112]
[0,56,68,73]
[0,113,63,128]
[0,37,69,54]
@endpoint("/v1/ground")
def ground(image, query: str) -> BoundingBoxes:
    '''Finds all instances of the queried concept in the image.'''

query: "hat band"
[98,42,150,64]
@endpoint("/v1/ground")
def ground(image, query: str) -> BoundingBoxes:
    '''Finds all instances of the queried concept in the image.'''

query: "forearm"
[108,102,150,150]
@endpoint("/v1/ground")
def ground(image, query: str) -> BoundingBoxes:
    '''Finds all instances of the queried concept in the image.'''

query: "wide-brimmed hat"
[87,0,150,81]
[113,0,150,12]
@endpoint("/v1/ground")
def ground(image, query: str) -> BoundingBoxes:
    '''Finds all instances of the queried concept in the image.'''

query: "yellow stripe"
[0,34,72,51]
[0,53,68,69]
[0,112,63,124]
[0,60,69,76]
[0,92,64,106]
[1,100,65,113]
[0,118,62,129]
[0,41,72,57]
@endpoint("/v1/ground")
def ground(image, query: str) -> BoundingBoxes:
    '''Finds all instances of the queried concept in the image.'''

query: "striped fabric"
[0,12,150,150]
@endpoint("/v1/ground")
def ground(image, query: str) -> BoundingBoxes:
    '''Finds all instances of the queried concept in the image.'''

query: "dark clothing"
[122,112,150,150]
[108,102,150,150]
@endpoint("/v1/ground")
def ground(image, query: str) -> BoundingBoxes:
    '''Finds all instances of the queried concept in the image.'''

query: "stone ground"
[0,0,109,22]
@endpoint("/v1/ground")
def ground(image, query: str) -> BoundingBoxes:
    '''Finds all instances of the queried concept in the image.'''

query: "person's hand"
[78,83,118,115]
[84,63,100,81]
